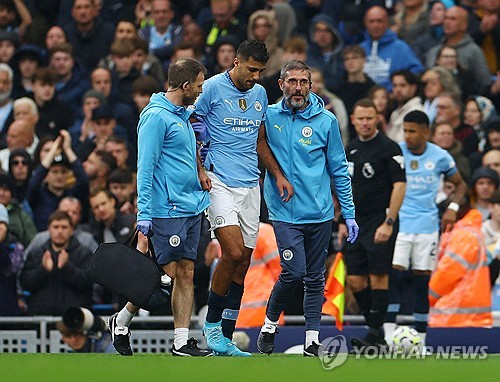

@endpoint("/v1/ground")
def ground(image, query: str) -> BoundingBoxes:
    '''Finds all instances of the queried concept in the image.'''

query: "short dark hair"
[167,57,207,89]
[106,135,128,147]
[49,42,73,59]
[110,38,135,57]
[404,110,430,127]
[280,60,311,80]
[391,69,418,86]
[95,150,117,174]
[342,45,366,58]
[130,36,149,53]
[33,67,57,85]
[132,75,162,95]
[48,210,73,228]
[89,186,114,199]
[236,40,269,63]
[108,168,133,184]
[352,98,377,113]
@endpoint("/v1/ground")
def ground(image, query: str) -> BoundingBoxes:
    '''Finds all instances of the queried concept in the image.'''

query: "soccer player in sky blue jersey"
[385,110,467,346]
[194,40,293,356]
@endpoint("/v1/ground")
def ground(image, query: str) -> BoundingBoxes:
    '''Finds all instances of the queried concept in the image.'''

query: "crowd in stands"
[0,0,500,322]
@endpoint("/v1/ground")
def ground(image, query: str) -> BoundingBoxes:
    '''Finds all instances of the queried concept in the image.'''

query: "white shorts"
[206,171,260,249]
[392,232,439,271]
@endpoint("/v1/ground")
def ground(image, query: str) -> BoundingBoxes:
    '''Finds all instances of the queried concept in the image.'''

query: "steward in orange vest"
[236,223,283,327]
[429,207,492,327]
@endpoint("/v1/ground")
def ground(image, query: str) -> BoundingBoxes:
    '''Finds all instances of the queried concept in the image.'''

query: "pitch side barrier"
[1,314,500,353]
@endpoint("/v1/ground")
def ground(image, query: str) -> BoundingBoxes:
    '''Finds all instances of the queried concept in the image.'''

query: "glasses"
[283,78,310,87]
[11,159,29,166]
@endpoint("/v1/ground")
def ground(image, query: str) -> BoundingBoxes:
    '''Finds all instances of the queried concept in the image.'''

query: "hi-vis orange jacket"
[429,209,492,327]
[236,223,283,328]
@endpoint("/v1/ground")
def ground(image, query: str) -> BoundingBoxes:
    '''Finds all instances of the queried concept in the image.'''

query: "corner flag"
[322,252,345,330]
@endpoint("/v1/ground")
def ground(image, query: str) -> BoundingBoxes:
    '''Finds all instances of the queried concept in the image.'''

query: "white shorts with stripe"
[206,171,260,249]
[392,231,439,271]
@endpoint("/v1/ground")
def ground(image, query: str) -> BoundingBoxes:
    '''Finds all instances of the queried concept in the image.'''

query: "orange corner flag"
[322,252,345,330]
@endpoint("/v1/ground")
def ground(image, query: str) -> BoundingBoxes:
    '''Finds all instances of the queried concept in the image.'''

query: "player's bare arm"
[374,181,406,244]
[257,123,294,202]
[441,171,468,231]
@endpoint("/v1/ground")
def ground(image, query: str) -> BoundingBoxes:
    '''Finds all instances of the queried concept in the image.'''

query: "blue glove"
[191,120,208,144]
[345,218,359,243]
[136,220,152,236]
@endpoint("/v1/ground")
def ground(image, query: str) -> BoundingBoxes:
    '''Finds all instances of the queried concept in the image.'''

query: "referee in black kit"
[338,99,406,350]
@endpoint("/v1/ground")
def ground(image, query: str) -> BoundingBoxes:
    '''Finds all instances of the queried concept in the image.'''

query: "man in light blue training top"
[256,60,358,356]
[193,40,293,356]
[109,57,212,357]
[384,110,467,347]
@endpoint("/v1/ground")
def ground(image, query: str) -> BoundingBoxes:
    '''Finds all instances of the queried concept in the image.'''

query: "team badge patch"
[410,160,419,170]
[302,126,313,137]
[238,99,247,111]
[282,250,293,261]
[215,216,225,226]
[254,101,262,111]
[169,235,181,247]
[425,161,436,170]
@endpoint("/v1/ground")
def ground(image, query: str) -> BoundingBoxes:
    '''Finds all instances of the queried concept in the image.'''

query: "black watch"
[385,217,394,226]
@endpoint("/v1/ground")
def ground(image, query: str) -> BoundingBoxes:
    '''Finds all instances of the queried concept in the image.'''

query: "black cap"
[91,104,114,121]
[470,166,500,187]
[51,153,70,169]
[0,31,19,47]
[486,116,500,133]
[13,44,47,66]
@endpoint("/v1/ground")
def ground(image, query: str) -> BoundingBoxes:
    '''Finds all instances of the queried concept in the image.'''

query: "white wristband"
[447,202,459,212]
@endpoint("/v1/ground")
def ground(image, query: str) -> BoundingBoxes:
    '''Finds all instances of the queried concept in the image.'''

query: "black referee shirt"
[346,132,406,218]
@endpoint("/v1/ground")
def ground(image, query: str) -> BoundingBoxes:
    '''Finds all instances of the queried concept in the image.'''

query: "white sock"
[383,322,397,343]
[305,330,319,348]
[264,316,279,326]
[174,328,189,349]
[116,307,136,327]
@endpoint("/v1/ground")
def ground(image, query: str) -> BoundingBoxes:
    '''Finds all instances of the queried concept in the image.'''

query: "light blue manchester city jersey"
[399,142,457,234]
[193,71,268,188]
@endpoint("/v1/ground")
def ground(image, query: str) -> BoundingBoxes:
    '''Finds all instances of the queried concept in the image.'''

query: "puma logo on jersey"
[224,99,233,108]
[274,124,283,132]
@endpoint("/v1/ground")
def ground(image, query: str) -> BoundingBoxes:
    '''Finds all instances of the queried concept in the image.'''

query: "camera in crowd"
[56,307,113,353]
[61,307,108,335]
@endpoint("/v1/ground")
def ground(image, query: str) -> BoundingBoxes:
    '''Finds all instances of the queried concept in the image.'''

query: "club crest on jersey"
[254,101,262,111]
[302,126,313,137]
[362,162,375,178]
[169,235,181,247]
[282,250,293,261]
[215,216,225,226]
[239,99,247,111]
[410,160,419,170]
[425,161,436,170]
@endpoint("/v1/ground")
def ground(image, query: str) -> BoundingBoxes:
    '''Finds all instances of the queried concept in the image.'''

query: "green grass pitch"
[1,354,499,382]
